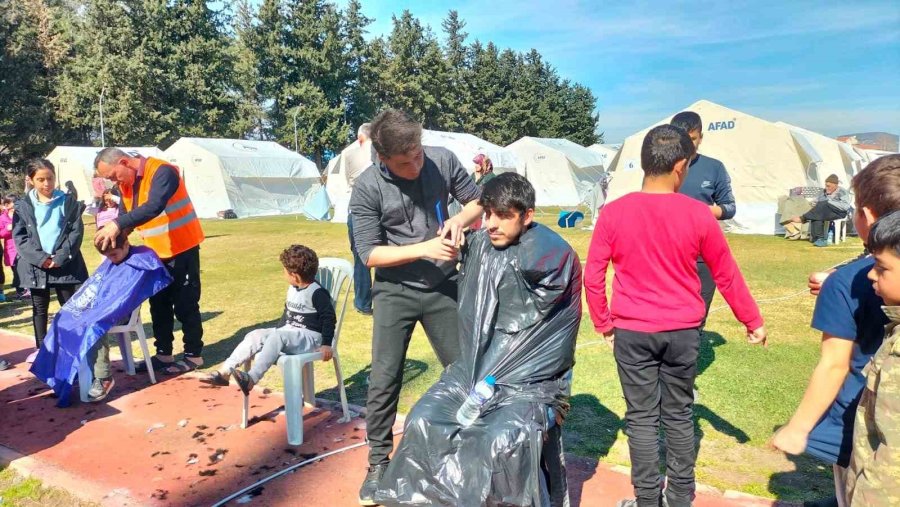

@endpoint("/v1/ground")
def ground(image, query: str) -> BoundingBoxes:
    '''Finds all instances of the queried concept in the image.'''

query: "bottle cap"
[485,375,496,386]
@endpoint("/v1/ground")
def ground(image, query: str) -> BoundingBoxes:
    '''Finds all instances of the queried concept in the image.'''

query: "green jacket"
[847,305,900,506]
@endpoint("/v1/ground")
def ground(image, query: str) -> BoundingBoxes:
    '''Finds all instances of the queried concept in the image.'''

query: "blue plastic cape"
[30,246,172,406]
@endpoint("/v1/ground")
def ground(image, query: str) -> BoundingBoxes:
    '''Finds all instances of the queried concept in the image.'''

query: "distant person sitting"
[200,245,336,395]
[30,229,172,406]
[789,174,852,247]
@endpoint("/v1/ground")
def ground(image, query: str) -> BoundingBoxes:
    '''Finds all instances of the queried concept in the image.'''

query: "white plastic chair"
[826,218,848,244]
[240,258,354,445]
[79,306,156,402]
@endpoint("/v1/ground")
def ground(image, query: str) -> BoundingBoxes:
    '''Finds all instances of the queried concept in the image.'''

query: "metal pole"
[292,106,300,152]
[99,87,107,147]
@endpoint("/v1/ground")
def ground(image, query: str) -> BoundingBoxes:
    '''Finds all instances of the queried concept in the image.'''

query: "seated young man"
[30,229,172,406]
[374,173,582,507]
[200,244,336,395]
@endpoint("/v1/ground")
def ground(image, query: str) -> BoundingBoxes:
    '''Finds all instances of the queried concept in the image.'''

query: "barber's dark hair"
[25,158,55,178]
[867,210,900,258]
[852,154,900,218]
[640,124,696,177]
[479,173,535,215]
[370,109,422,158]
[670,111,702,134]
[280,244,319,282]
[95,229,131,255]
[93,147,129,170]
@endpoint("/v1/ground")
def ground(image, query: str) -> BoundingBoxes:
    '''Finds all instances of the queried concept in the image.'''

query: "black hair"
[640,125,696,177]
[671,111,702,134]
[370,109,422,158]
[94,229,131,255]
[478,172,535,215]
[280,244,319,282]
[25,158,55,178]
[2,194,16,205]
[867,210,900,258]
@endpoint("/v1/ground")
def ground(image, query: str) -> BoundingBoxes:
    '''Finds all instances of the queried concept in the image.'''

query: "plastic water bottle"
[827,225,835,244]
[456,376,496,427]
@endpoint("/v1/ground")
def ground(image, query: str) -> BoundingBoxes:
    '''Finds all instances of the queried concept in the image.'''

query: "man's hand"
[41,258,53,269]
[747,326,768,347]
[709,204,723,219]
[94,221,121,250]
[319,345,333,362]
[603,330,615,348]
[419,236,459,262]
[770,423,808,455]
[438,216,466,249]
[808,270,834,296]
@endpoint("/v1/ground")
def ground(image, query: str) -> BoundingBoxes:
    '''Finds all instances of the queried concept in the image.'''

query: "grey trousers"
[223,327,322,383]
[87,334,117,380]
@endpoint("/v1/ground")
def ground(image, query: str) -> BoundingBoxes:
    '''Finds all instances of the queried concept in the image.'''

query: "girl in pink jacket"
[0,195,17,302]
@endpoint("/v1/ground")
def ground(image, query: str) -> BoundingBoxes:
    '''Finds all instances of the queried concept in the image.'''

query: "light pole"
[99,86,107,147]
[292,105,301,152]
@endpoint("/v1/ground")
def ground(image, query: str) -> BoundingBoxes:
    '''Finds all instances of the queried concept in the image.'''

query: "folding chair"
[78,305,155,402]
[240,258,354,445]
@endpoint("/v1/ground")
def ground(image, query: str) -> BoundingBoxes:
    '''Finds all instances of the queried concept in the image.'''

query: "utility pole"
[292,106,301,152]
[99,87,107,147]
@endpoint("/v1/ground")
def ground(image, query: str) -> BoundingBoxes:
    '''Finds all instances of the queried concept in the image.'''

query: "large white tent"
[606,100,827,235]
[506,137,607,207]
[46,146,162,204]
[325,130,522,223]
[587,143,619,170]
[854,147,898,165]
[421,129,521,175]
[163,138,324,219]
[775,122,864,183]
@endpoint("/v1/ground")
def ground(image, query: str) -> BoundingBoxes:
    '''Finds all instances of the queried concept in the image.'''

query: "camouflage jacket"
[847,305,900,506]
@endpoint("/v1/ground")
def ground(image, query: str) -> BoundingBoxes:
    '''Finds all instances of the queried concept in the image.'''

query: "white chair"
[826,218,848,244]
[240,258,354,445]
[79,306,156,402]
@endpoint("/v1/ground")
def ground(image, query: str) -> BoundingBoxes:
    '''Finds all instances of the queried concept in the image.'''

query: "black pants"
[149,246,204,358]
[802,202,846,242]
[366,276,461,466]
[614,328,700,507]
[31,285,78,348]
[696,260,715,333]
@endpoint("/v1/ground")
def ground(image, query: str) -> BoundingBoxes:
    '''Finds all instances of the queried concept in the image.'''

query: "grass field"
[0,213,866,502]
[0,466,96,506]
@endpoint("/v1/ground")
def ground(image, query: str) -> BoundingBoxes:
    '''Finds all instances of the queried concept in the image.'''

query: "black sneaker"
[0,359,10,371]
[230,368,254,396]
[88,377,115,402]
[358,463,387,506]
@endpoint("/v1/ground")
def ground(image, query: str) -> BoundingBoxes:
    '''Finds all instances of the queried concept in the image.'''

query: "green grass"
[0,214,865,502]
[0,467,97,506]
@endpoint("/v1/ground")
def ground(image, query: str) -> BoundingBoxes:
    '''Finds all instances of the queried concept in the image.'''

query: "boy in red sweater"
[585,124,767,507]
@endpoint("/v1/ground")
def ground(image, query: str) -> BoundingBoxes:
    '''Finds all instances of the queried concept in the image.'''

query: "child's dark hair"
[25,158,55,178]
[2,194,16,205]
[94,229,131,255]
[670,111,702,134]
[280,245,318,282]
[478,173,535,215]
[852,154,900,218]
[867,210,900,258]
[640,125,696,177]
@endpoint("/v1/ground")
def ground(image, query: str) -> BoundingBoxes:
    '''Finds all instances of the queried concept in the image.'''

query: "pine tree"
[341,0,375,131]
[231,0,266,138]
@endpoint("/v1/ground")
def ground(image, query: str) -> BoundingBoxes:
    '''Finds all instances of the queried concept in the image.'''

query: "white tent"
[606,100,826,235]
[505,137,607,207]
[775,122,864,183]
[587,143,619,170]
[162,138,324,219]
[421,129,521,175]
[47,146,162,204]
[854,147,898,165]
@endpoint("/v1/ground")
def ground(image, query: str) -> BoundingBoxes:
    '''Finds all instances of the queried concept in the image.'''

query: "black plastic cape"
[374,222,583,506]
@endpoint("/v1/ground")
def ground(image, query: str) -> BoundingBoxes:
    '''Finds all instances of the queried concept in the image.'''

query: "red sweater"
[585,192,763,334]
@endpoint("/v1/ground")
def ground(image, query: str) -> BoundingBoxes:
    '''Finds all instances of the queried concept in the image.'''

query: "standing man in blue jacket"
[672,111,737,332]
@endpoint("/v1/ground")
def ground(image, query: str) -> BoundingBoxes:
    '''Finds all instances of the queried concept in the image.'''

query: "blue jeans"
[347,214,372,312]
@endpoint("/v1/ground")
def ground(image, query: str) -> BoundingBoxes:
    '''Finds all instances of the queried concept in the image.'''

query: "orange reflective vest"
[120,158,204,259]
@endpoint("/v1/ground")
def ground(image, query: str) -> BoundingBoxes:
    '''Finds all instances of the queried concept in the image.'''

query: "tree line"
[0,0,602,188]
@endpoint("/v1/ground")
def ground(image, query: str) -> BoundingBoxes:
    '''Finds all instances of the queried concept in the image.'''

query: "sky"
[334,0,900,144]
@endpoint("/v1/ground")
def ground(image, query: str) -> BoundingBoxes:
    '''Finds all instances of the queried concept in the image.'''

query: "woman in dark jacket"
[13,159,89,362]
